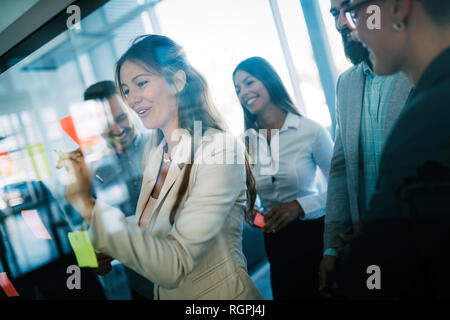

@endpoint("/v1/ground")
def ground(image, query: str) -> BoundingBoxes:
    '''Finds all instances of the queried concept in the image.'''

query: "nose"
[238,86,249,103]
[111,123,123,135]
[127,89,143,111]
[337,9,349,31]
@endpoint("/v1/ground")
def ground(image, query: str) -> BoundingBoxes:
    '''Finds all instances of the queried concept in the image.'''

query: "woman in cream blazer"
[63,35,262,300]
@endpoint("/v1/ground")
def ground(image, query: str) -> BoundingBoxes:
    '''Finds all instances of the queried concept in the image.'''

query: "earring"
[392,22,405,32]
[170,83,178,94]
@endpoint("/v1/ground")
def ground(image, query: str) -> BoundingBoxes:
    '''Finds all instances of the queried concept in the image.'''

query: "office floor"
[251,261,273,300]
[99,260,273,300]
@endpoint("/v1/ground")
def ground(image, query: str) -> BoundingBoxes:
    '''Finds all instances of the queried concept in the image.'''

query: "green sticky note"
[68,231,98,268]
[26,142,52,180]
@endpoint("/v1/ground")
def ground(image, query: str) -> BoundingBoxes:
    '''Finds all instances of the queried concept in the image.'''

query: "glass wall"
[0,0,158,281]
[156,0,294,134]
[0,0,352,297]
[318,0,353,75]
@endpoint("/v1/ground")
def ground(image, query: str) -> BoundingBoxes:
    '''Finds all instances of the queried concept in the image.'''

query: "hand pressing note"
[56,148,95,222]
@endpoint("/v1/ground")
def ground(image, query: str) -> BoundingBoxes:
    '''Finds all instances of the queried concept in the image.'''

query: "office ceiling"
[0,0,39,34]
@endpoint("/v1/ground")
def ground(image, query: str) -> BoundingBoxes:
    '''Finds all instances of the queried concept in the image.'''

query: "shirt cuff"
[87,199,124,250]
[86,200,102,247]
[295,196,325,220]
[324,248,338,256]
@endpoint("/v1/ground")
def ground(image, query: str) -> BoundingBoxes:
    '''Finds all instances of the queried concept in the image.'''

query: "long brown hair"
[232,57,301,131]
[115,35,256,225]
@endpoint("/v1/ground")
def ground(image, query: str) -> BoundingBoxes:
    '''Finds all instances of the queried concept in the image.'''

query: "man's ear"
[390,0,413,25]
[172,70,187,93]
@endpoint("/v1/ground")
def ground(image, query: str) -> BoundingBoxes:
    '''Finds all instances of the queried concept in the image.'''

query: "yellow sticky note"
[68,231,98,268]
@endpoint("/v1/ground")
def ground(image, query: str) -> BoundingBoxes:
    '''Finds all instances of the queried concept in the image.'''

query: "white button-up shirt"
[244,112,333,220]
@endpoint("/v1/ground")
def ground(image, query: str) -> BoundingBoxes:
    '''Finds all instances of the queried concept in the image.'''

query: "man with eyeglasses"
[319,0,412,298]
[343,0,382,31]
[335,0,450,299]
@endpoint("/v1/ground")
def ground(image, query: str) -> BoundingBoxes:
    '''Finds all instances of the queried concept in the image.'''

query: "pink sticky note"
[0,273,20,297]
[21,210,52,240]
[253,212,266,228]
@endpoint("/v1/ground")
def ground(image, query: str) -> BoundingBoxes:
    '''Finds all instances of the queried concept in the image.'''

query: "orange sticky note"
[21,210,52,240]
[60,115,81,146]
[80,135,102,149]
[0,273,20,297]
[253,212,266,228]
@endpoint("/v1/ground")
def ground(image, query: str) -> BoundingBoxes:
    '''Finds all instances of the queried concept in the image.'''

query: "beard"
[341,28,372,68]
[104,127,134,152]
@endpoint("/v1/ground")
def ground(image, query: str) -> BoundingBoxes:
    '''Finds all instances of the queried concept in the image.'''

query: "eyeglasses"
[344,0,379,30]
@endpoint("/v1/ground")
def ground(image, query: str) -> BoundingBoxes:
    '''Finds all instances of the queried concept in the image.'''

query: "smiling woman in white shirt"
[233,57,334,299]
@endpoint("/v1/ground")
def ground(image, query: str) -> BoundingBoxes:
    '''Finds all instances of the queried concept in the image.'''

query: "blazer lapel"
[148,132,192,223]
[346,64,365,194]
[136,140,164,222]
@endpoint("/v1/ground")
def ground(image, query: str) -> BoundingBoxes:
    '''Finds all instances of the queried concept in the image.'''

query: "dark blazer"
[336,47,450,299]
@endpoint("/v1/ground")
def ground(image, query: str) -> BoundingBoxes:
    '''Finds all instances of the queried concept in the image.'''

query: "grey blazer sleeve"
[324,75,354,250]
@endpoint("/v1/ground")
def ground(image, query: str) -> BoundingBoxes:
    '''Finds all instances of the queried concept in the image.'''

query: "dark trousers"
[264,217,324,300]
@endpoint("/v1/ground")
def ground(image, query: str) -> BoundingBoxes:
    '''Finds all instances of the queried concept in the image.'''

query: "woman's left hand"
[61,148,95,222]
[263,201,304,233]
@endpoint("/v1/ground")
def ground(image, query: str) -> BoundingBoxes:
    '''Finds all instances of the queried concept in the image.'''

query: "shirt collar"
[362,61,374,77]
[280,112,301,132]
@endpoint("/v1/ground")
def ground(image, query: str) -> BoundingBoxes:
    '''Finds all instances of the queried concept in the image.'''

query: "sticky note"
[26,143,52,180]
[0,153,14,177]
[68,231,98,268]
[253,212,266,228]
[21,210,52,240]
[0,273,20,297]
[80,135,101,150]
[60,115,81,146]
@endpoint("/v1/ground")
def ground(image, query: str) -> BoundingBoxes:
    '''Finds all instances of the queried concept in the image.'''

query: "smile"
[117,131,127,139]
[135,107,151,117]
[246,97,257,107]
[109,128,129,142]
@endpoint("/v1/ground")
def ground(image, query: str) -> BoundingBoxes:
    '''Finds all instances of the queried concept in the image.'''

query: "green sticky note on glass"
[68,231,98,268]
[26,142,52,180]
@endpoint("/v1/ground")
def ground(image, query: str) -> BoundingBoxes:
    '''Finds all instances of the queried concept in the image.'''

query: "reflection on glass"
[0,0,345,298]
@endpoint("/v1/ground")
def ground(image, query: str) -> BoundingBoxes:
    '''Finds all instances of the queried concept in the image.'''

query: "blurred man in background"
[83,80,153,299]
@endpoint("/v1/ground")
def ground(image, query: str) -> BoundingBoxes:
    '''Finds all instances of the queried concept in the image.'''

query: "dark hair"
[232,57,301,131]
[418,0,450,25]
[83,80,117,101]
[115,35,257,226]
